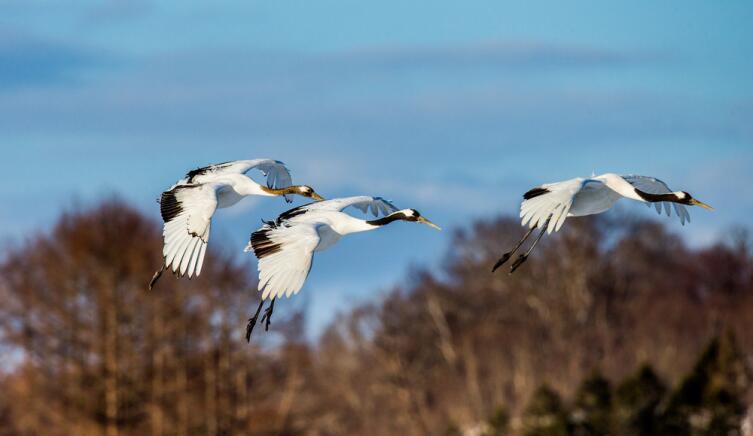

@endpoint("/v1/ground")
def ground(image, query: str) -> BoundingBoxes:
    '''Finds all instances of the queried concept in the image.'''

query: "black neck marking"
[366,213,407,227]
[524,187,550,200]
[634,189,680,203]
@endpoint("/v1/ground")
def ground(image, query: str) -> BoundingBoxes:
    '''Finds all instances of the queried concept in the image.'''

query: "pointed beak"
[311,192,325,201]
[417,216,441,231]
[690,198,713,210]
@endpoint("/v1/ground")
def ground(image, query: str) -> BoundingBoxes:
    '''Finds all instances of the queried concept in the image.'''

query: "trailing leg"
[510,218,550,274]
[492,226,536,272]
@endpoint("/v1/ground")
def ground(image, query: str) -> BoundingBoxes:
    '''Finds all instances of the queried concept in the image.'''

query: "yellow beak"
[311,192,325,201]
[417,216,441,230]
[690,198,713,210]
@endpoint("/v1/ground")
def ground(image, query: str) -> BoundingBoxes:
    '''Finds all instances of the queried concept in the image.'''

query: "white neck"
[595,173,645,201]
[331,214,380,235]
[220,174,271,197]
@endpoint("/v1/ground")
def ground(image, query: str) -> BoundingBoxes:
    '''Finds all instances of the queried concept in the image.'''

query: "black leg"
[492,226,536,272]
[245,300,265,342]
[261,298,276,332]
[510,218,551,274]
[148,265,166,291]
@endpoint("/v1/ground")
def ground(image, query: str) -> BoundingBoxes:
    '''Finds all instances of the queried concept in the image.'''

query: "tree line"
[0,200,750,435]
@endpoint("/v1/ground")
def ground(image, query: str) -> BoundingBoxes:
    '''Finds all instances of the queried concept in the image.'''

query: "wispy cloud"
[0,28,113,90]
[0,38,745,143]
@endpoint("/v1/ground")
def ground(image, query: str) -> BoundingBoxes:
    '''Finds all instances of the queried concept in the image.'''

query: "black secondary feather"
[523,187,550,200]
[159,189,183,222]
[250,228,282,259]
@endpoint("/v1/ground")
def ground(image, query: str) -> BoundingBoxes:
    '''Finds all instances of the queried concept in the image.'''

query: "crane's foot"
[245,316,259,342]
[509,254,528,274]
[260,299,275,332]
[148,266,166,291]
[245,300,266,342]
[492,252,512,272]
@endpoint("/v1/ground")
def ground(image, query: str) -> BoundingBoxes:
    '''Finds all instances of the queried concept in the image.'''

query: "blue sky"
[2,1,752,338]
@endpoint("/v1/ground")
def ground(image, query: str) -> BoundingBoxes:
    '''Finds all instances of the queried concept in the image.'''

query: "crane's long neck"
[220,175,269,196]
[224,175,301,198]
[331,215,381,235]
[633,190,684,203]
[597,174,645,201]
[366,213,407,227]
[334,212,405,235]
[597,173,684,204]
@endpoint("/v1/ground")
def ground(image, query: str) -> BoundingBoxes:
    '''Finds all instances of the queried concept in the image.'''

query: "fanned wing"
[160,184,218,278]
[186,159,293,197]
[520,178,594,233]
[622,175,690,225]
[245,223,321,300]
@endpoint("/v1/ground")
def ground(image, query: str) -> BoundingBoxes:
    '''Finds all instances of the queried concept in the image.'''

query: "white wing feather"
[519,178,589,234]
[160,184,218,278]
[622,175,690,225]
[246,223,321,300]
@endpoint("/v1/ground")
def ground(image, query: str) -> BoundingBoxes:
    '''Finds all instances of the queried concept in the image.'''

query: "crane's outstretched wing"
[245,222,321,300]
[185,159,293,197]
[274,196,399,224]
[309,196,398,215]
[520,178,599,234]
[622,175,690,224]
[160,184,218,278]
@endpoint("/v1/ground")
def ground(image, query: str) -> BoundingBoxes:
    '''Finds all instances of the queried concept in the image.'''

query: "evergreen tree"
[661,332,751,435]
[613,365,666,435]
[443,422,462,436]
[523,385,571,436]
[485,406,510,436]
[571,372,612,435]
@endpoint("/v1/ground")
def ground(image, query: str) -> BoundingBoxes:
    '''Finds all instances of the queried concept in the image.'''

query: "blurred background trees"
[0,200,307,435]
[0,199,751,435]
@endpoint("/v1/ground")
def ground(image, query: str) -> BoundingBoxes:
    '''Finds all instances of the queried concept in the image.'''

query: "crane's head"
[289,185,325,201]
[398,209,441,230]
[676,191,713,210]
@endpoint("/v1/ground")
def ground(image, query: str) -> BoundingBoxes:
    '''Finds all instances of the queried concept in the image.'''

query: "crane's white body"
[159,159,293,280]
[246,196,402,300]
[520,173,693,234]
